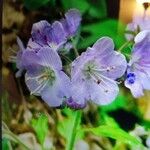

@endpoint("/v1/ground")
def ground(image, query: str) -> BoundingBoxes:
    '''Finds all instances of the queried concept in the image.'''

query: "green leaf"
[2,138,12,150]
[57,109,84,143]
[79,19,126,49]
[101,115,120,128]
[61,0,107,18]
[24,0,50,10]
[61,0,90,14]
[84,125,142,147]
[88,0,107,18]
[31,113,48,145]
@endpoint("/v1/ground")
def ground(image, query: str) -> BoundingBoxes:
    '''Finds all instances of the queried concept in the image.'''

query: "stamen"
[30,79,49,95]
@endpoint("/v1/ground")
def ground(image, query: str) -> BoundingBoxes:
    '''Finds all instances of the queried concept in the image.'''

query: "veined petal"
[61,9,81,37]
[71,80,88,105]
[87,75,119,105]
[134,30,150,44]
[25,67,48,96]
[92,37,114,56]
[31,20,51,46]
[32,20,50,33]
[138,71,150,90]
[124,72,144,98]
[98,51,127,79]
[22,47,62,70]
[37,47,62,69]
[22,50,40,70]
[26,38,41,52]
[125,79,144,98]
[50,21,66,44]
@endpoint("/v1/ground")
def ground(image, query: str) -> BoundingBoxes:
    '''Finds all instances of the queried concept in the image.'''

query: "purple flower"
[125,16,150,41]
[22,46,71,107]
[9,37,26,77]
[31,20,66,50]
[31,9,81,52]
[70,37,127,106]
[125,30,150,98]
[61,9,81,37]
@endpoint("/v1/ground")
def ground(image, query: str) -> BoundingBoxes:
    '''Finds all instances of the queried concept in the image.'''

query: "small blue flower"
[125,30,150,98]
[127,73,136,84]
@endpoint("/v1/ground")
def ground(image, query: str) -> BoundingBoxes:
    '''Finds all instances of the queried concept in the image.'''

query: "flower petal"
[25,67,47,95]
[61,9,81,37]
[47,21,66,45]
[92,37,114,56]
[125,72,144,98]
[36,47,62,69]
[138,71,150,90]
[134,30,150,44]
[41,71,71,107]
[22,47,62,70]
[31,20,51,46]
[41,88,63,107]
[71,80,88,105]
[98,51,127,79]
[88,77,119,105]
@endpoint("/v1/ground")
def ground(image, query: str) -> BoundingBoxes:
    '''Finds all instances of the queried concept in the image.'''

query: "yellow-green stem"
[65,110,82,150]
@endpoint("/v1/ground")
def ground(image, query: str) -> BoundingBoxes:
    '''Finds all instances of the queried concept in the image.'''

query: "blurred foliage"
[79,19,126,50]
[57,109,84,146]
[2,138,12,150]
[2,92,12,124]
[61,0,107,18]
[31,113,49,145]
[83,115,143,148]
[24,0,52,10]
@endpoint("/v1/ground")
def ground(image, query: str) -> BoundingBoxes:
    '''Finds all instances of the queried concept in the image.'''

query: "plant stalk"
[65,110,82,150]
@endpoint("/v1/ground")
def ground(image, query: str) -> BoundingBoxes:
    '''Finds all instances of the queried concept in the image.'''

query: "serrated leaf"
[84,125,142,147]
[57,109,84,144]
[31,114,48,145]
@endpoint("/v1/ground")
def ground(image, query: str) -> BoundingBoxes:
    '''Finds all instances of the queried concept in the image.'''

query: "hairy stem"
[66,110,82,150]
[118,41,132,52]
[71,38,79,57]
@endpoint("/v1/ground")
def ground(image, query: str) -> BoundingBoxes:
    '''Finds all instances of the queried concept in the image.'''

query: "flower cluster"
[125,15,150,41]
[13,9,150,109]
